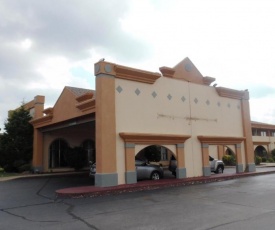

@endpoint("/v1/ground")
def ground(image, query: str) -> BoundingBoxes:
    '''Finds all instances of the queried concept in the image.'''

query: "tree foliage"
[144,145,161,162]
[0,106,33,172]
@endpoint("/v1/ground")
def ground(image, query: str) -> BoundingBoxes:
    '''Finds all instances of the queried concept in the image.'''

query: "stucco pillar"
[201,144,211,176]
[176,143,186,178]
[32,128,43,172]
[33,95,45,119]
[241,92,256,172]
[235,143,244,173]
[125,143,136,184]
[94,61,118,187]
[217,145,224,160]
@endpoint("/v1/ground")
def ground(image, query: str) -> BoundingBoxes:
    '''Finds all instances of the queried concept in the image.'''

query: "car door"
[135,160,147,180]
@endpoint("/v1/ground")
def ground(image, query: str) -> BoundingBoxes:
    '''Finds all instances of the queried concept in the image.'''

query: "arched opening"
[225,146,235,156]
[255,145,267,158]
[135,145,175,179]
[223,146,236,166]
[82,139,95,166]
[135,145,174,166]
[49,138,69,168]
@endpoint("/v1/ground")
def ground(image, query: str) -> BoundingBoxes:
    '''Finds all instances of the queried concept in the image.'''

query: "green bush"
[255,156,262,165]
[267,158,274,163]
[262,157,267,162]
[271,149,275,158]
[13,160,28,172]
[0,167,4,173]
[17,164,32,173]
[222,154,236,166]
[3,164,14,172]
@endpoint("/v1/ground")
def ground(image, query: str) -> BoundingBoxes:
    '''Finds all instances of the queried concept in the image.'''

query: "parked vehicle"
[89,162,96,177]
[89,160,164,181]
[209,156,224,173]
[168,155,224,176]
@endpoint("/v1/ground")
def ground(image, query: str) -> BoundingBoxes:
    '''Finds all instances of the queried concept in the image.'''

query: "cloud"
[0,0,154,130]
[1,0,275,131]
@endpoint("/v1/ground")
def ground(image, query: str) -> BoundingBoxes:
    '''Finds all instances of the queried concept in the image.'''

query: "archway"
[135,145,175,179]
[135,145,174,167]
[225,146,235,156]
[254,145,267,158]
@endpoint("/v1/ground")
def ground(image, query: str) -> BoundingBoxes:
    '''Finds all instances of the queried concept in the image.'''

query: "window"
[261,131,266,137]
[82,139,95,164]
[160,147,168,161]
[49,139,69,168]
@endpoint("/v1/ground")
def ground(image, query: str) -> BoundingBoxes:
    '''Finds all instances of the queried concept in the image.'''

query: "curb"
[56,170,275,199]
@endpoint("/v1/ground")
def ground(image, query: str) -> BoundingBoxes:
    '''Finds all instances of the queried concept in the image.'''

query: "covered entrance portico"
[119,133,191,184]
[197,136,253,176]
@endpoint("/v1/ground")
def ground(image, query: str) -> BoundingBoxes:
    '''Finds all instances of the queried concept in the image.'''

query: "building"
[251,121,275,158]
[26,58,259,187]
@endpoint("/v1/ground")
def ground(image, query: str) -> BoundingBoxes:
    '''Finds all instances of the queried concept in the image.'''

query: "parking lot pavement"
[2,168,275,230]
[56,166,275,198]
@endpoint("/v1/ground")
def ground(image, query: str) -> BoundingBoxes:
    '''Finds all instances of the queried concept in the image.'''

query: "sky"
[1,0,275,132]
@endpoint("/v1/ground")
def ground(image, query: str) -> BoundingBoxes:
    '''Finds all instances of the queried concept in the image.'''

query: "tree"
[144,145,161,162]
[0,106,33,172]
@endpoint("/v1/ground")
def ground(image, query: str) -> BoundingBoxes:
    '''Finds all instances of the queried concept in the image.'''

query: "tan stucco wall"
[115,76,244,183]
[253,136,275,152]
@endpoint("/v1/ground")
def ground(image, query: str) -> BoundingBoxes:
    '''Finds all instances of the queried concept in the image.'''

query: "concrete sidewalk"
[56,167,275,198]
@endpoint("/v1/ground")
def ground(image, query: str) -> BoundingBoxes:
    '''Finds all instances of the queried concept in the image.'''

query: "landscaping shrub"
[17,164,32,173]
[0,167,4,173]
[255,156,262,165]
[262,157,267,162]
[222,154,236,166]
[267,158,274,163]
[3,164,15,172]
[271,149,275,158]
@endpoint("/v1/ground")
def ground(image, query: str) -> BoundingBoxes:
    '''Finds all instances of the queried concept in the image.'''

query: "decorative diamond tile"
[167,94,172,100]
[227,103,231,108]
[116,86,123,93]
[206,100,210,105]
[181,96,186,102]
[217,102,221,107]
[152,91,157,98]
[194,98,198,104]
[135,88,141,96]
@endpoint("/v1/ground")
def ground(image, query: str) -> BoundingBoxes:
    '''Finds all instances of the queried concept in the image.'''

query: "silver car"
[89,160,164,180]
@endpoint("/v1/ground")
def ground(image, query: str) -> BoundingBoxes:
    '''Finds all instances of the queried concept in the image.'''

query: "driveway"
[1,169,275,229]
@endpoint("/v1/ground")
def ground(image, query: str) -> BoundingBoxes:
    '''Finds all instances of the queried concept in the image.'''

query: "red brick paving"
[56,169,275,198]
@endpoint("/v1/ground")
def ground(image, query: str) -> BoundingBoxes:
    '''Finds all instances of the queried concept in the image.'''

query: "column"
[176,143,186,178]
[32,128,43,172]
[235,143,244,173]
[125,143,136,184]
[241,92,256,172]
[201,143,211,176]
[94,61,118,187]
[217,145,224,160]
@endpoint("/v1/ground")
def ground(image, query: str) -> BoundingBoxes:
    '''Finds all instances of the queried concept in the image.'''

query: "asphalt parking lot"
[1,166,275,229]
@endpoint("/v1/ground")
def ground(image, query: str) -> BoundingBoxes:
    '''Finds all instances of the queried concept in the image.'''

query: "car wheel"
[215,166,223,174]
[151,171,160,180]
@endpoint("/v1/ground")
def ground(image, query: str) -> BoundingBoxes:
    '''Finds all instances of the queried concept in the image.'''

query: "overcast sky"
[1,0,275,132]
